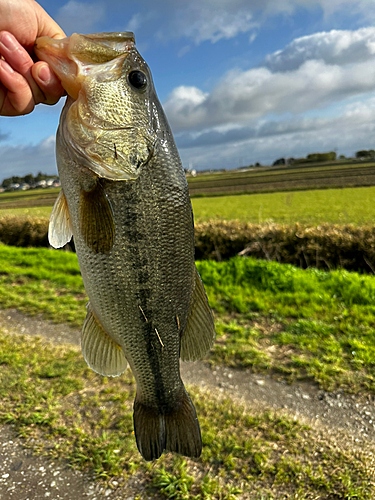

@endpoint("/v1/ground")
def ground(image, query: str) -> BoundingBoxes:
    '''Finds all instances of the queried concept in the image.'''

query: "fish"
[34,32,215,461]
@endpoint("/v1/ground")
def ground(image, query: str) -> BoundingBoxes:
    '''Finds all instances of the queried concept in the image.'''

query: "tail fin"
[133,390,202,461]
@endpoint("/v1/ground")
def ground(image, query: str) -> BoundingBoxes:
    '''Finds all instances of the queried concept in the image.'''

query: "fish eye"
[128,70,148,91]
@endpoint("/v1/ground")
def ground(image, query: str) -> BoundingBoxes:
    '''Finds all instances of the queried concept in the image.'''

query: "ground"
[0,308,374,499]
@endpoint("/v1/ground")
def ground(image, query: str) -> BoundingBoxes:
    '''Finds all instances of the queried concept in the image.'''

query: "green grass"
[2,180,375,226]
[0,245,86,325]
[1,331,374,499]
[191,186,375,224]
[200,257,375,392]
[0,206,52,218]
[3,185,375,225]
[2,245,375,393]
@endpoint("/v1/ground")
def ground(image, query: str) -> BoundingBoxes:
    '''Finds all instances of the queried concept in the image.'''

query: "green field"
[192,185,375,224]
[188,160,375,196]
[2,245,375,393]
[1,185,375,225]
[1,245,375,498]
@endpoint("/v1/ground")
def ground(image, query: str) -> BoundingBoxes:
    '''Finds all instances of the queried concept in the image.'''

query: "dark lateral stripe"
[119,185,166,407]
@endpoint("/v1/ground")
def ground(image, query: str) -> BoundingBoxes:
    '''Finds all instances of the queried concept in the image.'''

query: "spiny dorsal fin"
[79,179,115,253]
[180,266,215,361]
[48,189,73,248]
[81,301,127,377]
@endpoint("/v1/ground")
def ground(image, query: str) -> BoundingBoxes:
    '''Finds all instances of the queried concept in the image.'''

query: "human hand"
[0,0,66,116]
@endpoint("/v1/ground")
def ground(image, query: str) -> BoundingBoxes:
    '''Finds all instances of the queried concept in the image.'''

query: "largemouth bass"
[34,32,215,461]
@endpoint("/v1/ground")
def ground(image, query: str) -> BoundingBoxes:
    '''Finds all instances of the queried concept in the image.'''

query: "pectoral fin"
[180,267,216,361]
[79,179,115,254]
[81,302,127,377]
[48,189,73,248]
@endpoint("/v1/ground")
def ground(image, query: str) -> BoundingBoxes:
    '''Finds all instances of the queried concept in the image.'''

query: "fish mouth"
[34,32,135,100]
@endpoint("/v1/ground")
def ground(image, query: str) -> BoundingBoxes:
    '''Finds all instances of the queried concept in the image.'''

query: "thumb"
[32,62,65,105]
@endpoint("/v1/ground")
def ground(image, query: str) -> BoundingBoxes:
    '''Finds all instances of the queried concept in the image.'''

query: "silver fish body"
[35,32,215,461]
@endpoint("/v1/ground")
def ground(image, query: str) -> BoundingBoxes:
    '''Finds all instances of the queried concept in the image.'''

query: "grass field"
[187,160,375,196]
[1,245,375,497]
[2,245,375,393]
[192,185,375,224]
[1,185,375,225]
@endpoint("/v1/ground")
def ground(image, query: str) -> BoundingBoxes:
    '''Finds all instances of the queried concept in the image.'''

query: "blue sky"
[1,0,375,180]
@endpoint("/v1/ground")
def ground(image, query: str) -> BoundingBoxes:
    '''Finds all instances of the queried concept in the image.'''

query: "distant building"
[7,183,20,191]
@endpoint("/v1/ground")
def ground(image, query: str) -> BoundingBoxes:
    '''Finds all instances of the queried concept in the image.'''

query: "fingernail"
[0,60,14,73]
[0,32,19,52]
[36,64,51,84]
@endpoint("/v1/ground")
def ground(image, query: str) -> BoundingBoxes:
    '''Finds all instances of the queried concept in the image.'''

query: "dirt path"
[1,308,375,499]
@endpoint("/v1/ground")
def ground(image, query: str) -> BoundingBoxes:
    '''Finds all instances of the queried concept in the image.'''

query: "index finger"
[0,31,45,105]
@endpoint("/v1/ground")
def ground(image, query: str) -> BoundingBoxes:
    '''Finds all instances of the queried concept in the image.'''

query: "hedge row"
[194,220,375,273]
[1,215,375,273]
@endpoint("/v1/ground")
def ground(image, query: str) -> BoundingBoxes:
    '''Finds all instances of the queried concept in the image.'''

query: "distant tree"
[338,155,346,160]
[24,174,35,185]
[355,150,375,159]
[255,162,261,167]
[307,151,336,162]
[273,158,286,166]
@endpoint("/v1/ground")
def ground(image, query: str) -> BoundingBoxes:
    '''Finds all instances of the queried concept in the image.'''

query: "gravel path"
[1,308,375,499]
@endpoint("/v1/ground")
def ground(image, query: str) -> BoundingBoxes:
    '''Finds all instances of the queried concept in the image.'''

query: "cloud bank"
[0,137,57,180]
[165,27,375,133]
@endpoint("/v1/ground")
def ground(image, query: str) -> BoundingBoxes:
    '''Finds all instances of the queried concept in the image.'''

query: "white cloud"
[265,27,375,72]
[56,1,106,35]
[179,8,256,44]
[0,138,57,182]
[117,0,375,47]
[165,60,375,131]
[164,26,375,133]
[177,98,375,170]
[164,86,209,129]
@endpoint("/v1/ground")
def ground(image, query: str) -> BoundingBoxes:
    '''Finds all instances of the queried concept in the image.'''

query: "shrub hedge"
[1,216,375,273]
[195,220,375,273]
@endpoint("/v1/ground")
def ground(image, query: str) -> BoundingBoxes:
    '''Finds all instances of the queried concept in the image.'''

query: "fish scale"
[35,31,216,461]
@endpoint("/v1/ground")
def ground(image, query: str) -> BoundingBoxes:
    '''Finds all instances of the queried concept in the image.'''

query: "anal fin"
[81,302,127,377]
[48,189,73,248]
[180,266,216,361]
